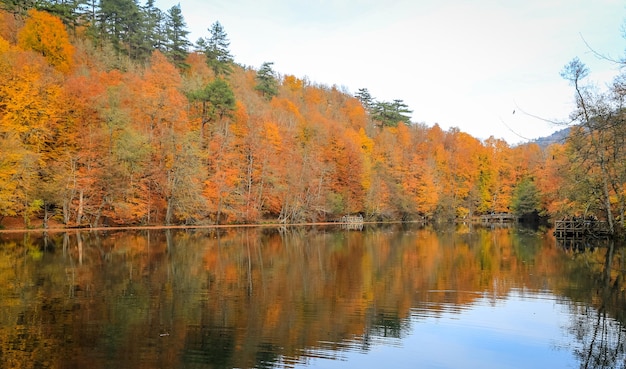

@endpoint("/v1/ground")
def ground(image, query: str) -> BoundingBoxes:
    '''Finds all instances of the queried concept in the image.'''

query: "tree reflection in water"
[558,238,626,369]
[1,226,626,368]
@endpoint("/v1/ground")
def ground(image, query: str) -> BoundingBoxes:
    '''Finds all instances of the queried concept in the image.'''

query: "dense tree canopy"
[0,3,625,234]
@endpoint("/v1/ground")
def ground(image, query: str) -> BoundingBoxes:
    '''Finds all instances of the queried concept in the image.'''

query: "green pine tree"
[371,99,412,128]
[355,88,374,110]
[511,177,542,217]
[164,4,190,69]
[197,21,233,76]
[255,62,278,100]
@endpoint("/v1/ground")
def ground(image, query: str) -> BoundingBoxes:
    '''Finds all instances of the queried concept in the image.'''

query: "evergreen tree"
[255,61,278,100]
[164,4,190,69]
[197,21,233,76]
[511,177,542,217]
[81,0,100,42]
[98,0,142,58]
[0,0,37,15]
[202,78,236,121]
[355,88,374,110]
[0,0,90,32]
[141,0,166,52]
[35,0,88,32]
[371,99,412,128]
[188,78,236,139]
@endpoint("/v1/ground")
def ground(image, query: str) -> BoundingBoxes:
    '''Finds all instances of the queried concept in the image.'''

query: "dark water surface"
[0,224,624,368]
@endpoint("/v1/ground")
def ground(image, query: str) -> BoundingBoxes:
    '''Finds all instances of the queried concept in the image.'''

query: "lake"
[0,224,624,369]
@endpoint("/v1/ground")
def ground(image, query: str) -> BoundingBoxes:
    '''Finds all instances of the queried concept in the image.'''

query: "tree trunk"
[600,160,615,234]
[76,190,84,225]
[43,202,50,229]
[165,196,173,225]
[63,199,70,225]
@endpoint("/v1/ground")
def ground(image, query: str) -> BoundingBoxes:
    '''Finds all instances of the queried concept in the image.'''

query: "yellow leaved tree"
[18,9,74,73]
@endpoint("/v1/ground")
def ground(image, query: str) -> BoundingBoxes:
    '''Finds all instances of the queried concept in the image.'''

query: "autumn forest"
[1,1,626,233]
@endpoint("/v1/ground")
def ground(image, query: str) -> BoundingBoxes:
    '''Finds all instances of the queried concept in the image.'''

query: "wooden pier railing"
[554,219,611,238]
[339,214,364,223]
[338,214,364,230]
[479,213,518,224]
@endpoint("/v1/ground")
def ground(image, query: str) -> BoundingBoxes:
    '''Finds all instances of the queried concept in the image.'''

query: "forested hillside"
[1,1,625,231]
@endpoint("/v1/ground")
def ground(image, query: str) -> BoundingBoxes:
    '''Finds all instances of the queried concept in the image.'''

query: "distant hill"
[533,127,570,148]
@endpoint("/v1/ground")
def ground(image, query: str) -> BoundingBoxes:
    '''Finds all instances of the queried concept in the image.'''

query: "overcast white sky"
[155,0,625,144]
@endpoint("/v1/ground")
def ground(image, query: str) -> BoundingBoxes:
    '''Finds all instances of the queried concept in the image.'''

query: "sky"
[155,0,625,145]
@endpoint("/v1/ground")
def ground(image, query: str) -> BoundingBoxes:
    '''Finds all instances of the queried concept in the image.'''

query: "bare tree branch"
[498,116,531,141]
[580,33,624,66]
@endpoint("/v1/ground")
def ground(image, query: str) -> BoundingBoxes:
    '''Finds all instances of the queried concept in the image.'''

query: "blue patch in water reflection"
[293,289,578,369]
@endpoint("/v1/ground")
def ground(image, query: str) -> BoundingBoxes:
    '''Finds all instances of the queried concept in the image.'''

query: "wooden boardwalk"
[479,213,518,224]
[339,215,364,224]
[336,214,364,230]
[554,219,611,238]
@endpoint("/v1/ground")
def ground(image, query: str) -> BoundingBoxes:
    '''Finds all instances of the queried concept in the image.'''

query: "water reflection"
[0,225,624,368]
[557,238,626,369]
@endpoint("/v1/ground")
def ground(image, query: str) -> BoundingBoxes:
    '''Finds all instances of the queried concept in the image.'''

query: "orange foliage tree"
[17,9,74,73]
[0,32,71,226]
[483,137,514,213]
[131,51,202,224]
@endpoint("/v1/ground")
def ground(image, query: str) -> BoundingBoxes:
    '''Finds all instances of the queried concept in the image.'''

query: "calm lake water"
[0,224,624,369]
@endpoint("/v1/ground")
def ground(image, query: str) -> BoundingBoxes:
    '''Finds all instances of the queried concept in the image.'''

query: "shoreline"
[0,221,382,234]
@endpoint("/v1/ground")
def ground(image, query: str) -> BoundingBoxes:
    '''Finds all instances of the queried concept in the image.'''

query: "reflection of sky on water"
[296,289,579,369]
